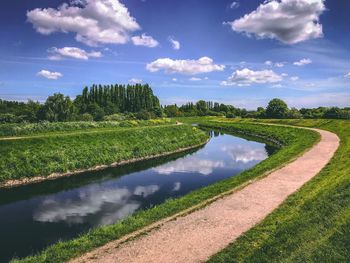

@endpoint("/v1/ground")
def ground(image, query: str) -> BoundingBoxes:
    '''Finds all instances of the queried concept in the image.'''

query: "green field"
[0,122,208,184]
[209,119,350,262]
[13,121,319,263]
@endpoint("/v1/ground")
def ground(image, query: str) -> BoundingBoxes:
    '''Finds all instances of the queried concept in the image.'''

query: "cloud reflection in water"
[33,184,160,226]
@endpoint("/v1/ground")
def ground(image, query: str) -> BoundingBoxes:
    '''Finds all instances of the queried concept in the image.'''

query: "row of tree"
[1,87,349,123]
[163,98,350,120]
[0,84,161,123]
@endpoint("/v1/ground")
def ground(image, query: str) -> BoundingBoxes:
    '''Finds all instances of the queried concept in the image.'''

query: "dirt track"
[72,128,339,263]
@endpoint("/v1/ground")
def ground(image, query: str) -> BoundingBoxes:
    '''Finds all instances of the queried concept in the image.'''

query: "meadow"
[12,120,319,263]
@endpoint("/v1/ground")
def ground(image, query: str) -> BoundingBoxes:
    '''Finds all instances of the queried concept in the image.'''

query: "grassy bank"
[209,119,349,263]
[0,124,207,185]
[12,121,318,263]
[0,118,173,137]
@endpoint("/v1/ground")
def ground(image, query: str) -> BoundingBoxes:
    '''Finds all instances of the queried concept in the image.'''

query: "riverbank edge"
[0,138,210,189]
[12,122,319,263]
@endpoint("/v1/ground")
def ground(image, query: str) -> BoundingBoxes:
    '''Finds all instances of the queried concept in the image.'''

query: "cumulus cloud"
[221,68,283,86]
[131,33,159,48]
[27,0,140,46]
[189,77,201,81]
[230,1,240,9]
[146,57,225,75]
[290,76,299,81]
[345,73,350,78]
[264,61,285,68]
[226,0,325,44]
[48,46,102,60]
[172,78,177,82]
[128,78,143,84]
[37,70,63,80]
[293,58,312,66]
[168,36,180,50]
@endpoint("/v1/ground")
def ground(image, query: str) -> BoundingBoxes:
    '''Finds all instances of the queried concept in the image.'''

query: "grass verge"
[208,119,349,263]
[12,121,319,263]
[0,124,207,184]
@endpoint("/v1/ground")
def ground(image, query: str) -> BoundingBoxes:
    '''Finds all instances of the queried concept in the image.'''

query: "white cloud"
[221,68,283,86]
[227,0,325,44]
[265,61,284,68]
[344,73,350,78]
[48,46,102,60]
[27,0,140,46]
[264,60,273,66]
[146,57,225,75]
[230,1,240,9]
[281,73,288,77]
[172,78,177,82]
[128,78,143,84]
[290,76,299,81]
[168,36,180,50]
[131,33,159,48]
[189,77,201,81]
[294,58,312,66]
[272,84,283,88]
[37,70,63,80]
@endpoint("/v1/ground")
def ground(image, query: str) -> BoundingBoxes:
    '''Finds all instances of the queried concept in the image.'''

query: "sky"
[0,0,349,109]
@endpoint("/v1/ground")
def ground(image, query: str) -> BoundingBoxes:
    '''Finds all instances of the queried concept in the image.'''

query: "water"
[0,130,277,262]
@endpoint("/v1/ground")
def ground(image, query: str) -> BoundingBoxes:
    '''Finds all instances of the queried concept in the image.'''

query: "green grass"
[208,119,350,263]
[0,118,174,137]
[12,121,319,263]
[0,124,207,183]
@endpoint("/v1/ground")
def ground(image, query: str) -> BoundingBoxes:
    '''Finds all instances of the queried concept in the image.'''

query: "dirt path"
[72,128,339,263]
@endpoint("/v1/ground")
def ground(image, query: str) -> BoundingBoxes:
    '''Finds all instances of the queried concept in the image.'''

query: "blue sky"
[0,0,349,109]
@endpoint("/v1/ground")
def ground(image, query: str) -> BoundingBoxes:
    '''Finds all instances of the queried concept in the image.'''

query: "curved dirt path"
[72,128,339,263]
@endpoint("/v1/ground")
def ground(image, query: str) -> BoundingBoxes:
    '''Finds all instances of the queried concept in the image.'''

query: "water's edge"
[0,139,210,189]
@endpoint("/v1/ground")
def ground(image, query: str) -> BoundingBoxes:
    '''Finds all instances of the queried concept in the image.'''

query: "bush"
[103,114,126,121]
[78,113,94,122]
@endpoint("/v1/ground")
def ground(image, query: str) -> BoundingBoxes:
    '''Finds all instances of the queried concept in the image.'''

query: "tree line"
[163,98,350,120]
[0,84,161,123]
[1,87,349,123]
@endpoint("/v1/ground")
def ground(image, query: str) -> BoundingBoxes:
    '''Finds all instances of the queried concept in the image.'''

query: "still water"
[0,130,277,262]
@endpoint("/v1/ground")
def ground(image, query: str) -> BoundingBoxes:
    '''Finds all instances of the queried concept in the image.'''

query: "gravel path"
[72,128,339,263]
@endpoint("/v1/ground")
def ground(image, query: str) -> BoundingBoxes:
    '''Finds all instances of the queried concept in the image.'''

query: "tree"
[41,93,76,122]
[288,107,302,119]
[265,98,289,119]
[256,107,266,118]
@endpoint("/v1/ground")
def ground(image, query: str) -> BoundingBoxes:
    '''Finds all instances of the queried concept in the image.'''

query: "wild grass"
[0,124,207,183]
[12,121,319,263]
[0,118,174,137]
[208,119,350,263]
